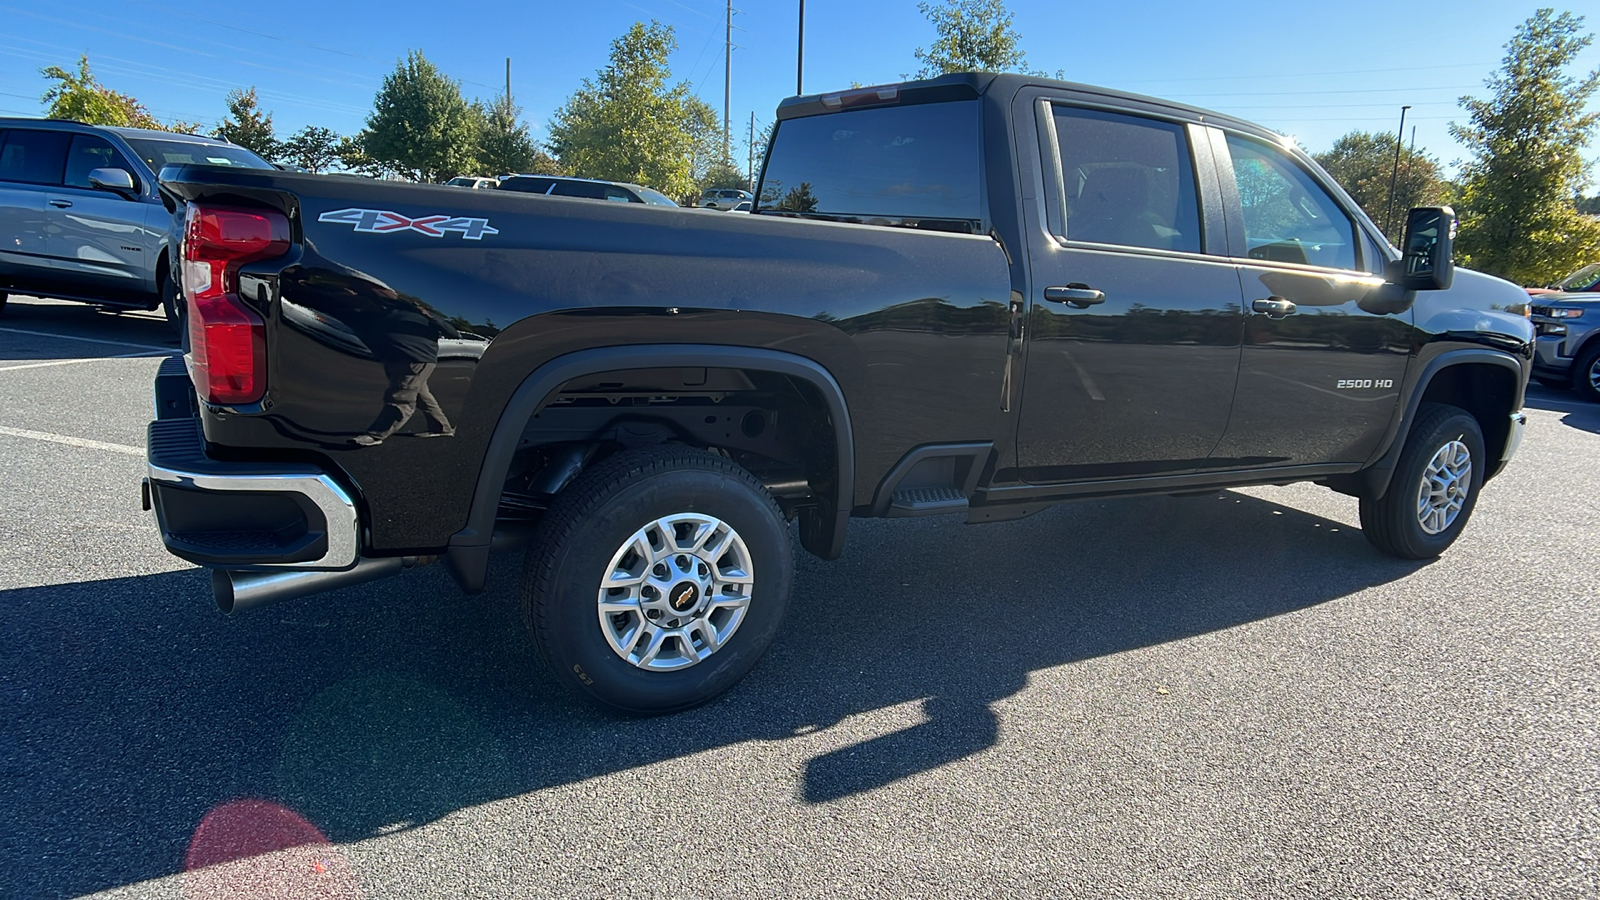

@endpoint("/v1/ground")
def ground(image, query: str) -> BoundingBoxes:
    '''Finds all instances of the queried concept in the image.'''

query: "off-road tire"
[1359,403,1485,559]
[522,446,793,715]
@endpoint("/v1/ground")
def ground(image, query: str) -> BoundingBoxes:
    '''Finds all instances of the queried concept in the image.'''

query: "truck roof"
[776,71,1282,144]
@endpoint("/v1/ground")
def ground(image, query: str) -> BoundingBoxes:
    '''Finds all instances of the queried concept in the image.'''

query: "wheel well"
[1417,362,1518,473]
[501,365,841,534]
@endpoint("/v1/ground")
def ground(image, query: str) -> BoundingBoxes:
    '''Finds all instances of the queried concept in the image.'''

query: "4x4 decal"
[317,207,499,240]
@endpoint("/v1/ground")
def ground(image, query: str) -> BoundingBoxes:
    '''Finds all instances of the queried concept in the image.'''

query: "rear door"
[1207,130,1410,468]
[1013,94,1243,483]
[44,133,163,298]
[0,128,69,285]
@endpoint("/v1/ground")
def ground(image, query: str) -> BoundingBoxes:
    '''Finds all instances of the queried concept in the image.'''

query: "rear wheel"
[1575,343,1600,404]
[1359,403,1485,559]
[522,446,793,714]
[160,272,184,337]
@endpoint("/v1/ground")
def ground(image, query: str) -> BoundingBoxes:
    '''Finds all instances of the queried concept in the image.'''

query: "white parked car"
[699,188,752,210]
[446,176,500,189]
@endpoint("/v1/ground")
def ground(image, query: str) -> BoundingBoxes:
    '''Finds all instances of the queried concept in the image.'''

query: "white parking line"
[0,425,143,457]
[0,350,174,373]
[0,326,175,353]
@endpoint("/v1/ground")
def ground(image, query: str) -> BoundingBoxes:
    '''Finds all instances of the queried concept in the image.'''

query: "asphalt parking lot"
[1,294,1596,899]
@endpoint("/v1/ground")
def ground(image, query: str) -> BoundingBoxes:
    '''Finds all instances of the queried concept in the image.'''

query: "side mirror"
[88,167,138,196]
[1399,206,1455,291]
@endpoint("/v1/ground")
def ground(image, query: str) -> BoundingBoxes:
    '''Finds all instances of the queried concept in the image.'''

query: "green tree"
[1578,194,1600,215]
[475,94,556,176]
[335,133,387,177]
[1313,131,1448,244]
[1450,8,1600,284]
[213,87,278,160]
[546,21,706,200]
[363,50,480,182]
[912,0,1030,77]
[280,126,341,173]
[39,55,197,132]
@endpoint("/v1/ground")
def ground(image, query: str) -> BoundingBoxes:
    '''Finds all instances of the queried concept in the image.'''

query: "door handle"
[48,199,73,208]
[1044,285,1106,309]
[1252,296,1297,318]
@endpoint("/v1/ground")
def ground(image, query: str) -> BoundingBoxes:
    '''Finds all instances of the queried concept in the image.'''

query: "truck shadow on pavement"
[3,490,1424,898]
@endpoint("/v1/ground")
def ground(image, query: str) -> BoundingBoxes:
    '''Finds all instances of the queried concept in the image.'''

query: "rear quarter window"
[757,100,982,232]
[0,129,71,185]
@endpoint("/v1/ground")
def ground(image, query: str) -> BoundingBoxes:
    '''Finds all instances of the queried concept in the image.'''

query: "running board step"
[888,486,969,517]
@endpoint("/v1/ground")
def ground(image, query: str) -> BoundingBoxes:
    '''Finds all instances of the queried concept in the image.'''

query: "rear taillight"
[182,203,288,405]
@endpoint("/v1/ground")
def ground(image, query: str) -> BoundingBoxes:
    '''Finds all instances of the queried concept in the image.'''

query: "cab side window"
[1225,135,1358,271]
[64,135,136,190]
[0,129,71,185]
[1052,107,1202,254]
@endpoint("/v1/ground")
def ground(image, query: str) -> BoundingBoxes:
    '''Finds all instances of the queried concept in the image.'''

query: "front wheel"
[1359,403,1485,559]
[1575,343,1600,404]
[522,446,793,714]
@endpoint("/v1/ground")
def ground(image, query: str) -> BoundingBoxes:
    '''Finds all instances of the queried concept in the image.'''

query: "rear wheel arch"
[445,345,855,592]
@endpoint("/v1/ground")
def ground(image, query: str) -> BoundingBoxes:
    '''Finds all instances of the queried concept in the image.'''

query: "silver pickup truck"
[0,119,272,326]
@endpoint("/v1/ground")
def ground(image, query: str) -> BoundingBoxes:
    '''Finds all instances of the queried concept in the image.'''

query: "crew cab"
[144,73,1533,714]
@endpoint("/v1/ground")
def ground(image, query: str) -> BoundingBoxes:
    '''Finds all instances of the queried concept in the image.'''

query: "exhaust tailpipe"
[213,556,407,614]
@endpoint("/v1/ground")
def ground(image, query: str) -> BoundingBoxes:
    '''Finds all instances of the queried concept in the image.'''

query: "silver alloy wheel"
[596,513,754,671]
[1588,355,1600,393]
[1415,439,1472,535]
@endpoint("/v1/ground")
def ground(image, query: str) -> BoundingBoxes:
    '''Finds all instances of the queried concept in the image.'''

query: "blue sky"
[2,0,1597,179]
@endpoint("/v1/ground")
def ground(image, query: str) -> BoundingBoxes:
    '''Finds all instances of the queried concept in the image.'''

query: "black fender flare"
[1347,348,1525,500]
[445,344,855,592]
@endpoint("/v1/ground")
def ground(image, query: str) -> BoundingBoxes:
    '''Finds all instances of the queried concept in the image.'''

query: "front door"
[44,134,160,298]
[1015,102,1242,483]
[1208,132,1412,468]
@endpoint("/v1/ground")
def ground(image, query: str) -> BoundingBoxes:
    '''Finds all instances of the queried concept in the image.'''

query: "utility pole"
[1384,105,1411,238]
[505,58,511,104]
[797,0,805,95]
[724,0,733,163]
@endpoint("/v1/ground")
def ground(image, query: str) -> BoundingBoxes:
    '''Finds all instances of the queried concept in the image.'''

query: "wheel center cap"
[668,582,700,612]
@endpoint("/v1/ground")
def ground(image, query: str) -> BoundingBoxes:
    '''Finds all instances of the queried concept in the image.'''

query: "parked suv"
[699,187,752,210]
[1530,294,1600,401]
[0,118,273,325]
[499,175,679,207]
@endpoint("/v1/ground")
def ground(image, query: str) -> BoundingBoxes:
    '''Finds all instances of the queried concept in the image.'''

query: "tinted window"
[549,180,637,202]
[64,135,135,190]
[123,137,272,172]
[0,129,71,185]
[1052,107,1201,253]
[635,187,680,207]
[758,100,982,231]
[1226,135,1357,270]
[499,177,556,193]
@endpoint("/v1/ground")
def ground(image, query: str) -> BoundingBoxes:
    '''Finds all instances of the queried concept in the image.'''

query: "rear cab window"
[757,100,983,233]
[1049,106,1202,254]
[0,129,70,185]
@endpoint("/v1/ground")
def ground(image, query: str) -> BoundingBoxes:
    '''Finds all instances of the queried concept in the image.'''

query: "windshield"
[125,137,273,172]
[635,187,680,207]
[1557,264,1600,291]
[757,100,982,232]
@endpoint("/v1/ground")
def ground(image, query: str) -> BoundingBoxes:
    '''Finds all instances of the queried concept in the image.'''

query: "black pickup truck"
[145,73,1533,714]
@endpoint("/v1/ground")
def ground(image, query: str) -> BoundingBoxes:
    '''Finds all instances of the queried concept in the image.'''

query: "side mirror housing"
[1399,206,1455,291]
[88,167,138,196]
